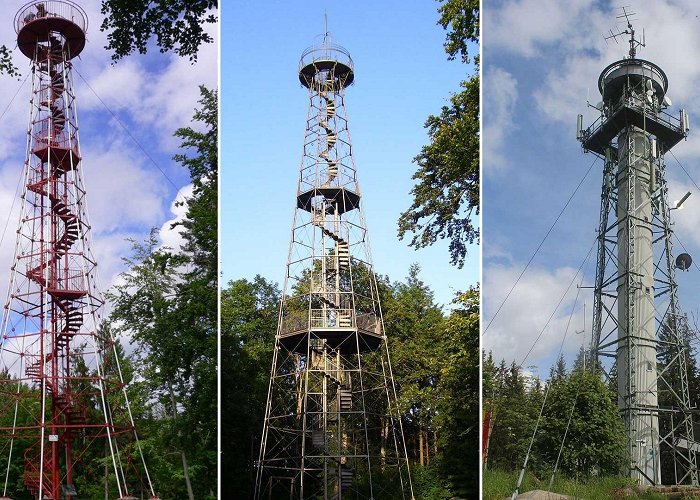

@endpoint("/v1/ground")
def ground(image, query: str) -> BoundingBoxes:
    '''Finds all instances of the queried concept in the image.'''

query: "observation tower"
[0,2,158,498]
[578,14,698,486]
[254,32,414,499]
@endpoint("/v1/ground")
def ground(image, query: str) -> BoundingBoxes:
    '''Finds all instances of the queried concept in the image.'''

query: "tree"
[397,0,479,268]
[221,263,479,497]
[434,287,480,497]
[536,370,626,479]
[1,1,216,77]
[381,270,479,496]
[483,359,540,472]
[437,0,479,65]
[220,276,280,496]
[548,353,567,384]
[108,87,218,499]
[382,265,447,467]
[100,0,217,61]
[0,46,18,77]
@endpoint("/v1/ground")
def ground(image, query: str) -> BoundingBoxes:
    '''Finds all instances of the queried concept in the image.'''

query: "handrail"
[15,0,88,34]
[299,41,353,71]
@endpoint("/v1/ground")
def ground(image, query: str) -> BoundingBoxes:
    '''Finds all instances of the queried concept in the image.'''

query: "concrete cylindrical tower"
[616,125,659,484]
[581,26,697,486]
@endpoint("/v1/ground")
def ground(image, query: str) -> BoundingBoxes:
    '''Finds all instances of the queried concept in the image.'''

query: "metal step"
[337,314,351,327]
[312,429,325,448]
[339,468,353,489]
[339,387,352,411]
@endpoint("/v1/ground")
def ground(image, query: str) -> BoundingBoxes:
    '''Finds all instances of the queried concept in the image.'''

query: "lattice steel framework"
[578,29,698,486]
[0,2,158,498]
[254,34,414,500]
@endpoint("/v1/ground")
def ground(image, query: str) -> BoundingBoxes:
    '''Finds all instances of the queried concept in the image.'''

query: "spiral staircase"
[22,33,86,500]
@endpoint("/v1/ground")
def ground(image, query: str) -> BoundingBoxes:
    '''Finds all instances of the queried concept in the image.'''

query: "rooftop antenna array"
[604,6,645,59]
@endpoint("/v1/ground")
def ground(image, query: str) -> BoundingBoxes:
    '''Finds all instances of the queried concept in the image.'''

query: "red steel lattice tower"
[0,2,158,498]
[254,33,414,500]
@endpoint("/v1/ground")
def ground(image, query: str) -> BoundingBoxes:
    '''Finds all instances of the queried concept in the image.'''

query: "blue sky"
[483,0,700,376]
[221,0,478,308]
[0,2,217,332]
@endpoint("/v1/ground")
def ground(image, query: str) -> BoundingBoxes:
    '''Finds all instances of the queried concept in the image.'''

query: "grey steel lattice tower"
[578,20,697,486]
[254,34,414,499]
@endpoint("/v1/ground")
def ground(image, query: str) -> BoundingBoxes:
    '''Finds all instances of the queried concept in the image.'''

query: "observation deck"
[15,0,88,60]
[299,39,354,88]
[580,58,686,155]
[279,311,382,354]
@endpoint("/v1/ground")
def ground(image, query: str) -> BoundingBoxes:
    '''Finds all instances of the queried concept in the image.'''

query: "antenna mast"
[604,7,645,58]
[579,9,698,486]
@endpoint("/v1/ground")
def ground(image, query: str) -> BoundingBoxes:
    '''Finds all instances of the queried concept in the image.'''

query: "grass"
[483,468,667,500]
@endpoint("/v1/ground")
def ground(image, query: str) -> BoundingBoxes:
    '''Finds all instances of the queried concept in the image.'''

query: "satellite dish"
[676,253,693,271]
[663,95,673,107]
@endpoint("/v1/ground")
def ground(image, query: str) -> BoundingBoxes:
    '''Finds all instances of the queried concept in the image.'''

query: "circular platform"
[15,1,87,60]
[279,329,382,354]
[297,187,360,215]
[299,42,355,88]
[598,58,667,104]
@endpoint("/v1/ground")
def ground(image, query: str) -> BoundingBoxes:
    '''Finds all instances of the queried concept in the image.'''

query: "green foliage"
[220,276,280,496]
[0,45,19,77]
[433,287,480,496]
[483,469,666,500]
[398,0,480,268]
[100,0,217,61]
[108,87,218,498]
[378,274,479,496]
[222,265,478,496]
[410,465,453,499]
[483,358,541,471]
[437,0,479,64]
[538,371,626,478]
[383,264,446,419]
[484,353,626,485]
[173,86,218,269]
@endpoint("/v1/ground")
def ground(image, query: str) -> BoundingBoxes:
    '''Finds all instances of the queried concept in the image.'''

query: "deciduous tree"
[100,0,217,61]
[220,276,280,496]
[398,0,479,268]
[108,87,218,499]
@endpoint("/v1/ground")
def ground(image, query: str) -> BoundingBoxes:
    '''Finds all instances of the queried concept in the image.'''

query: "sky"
[0,2,217,340]
[221,0,478,309]
[482,0,700,377]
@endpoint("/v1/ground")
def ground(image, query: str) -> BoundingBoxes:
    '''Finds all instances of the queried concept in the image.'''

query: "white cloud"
[486,0,598,57]
[159,183,194,252]
[483,67,518,172]
[0,1,217,337]
[483,263,589,374]
[76,20,218,151]
[486,0,700,380]
[81,136,169,234]
[77,59,147,112]
[509,2,700,132]
[483,243,515,264]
